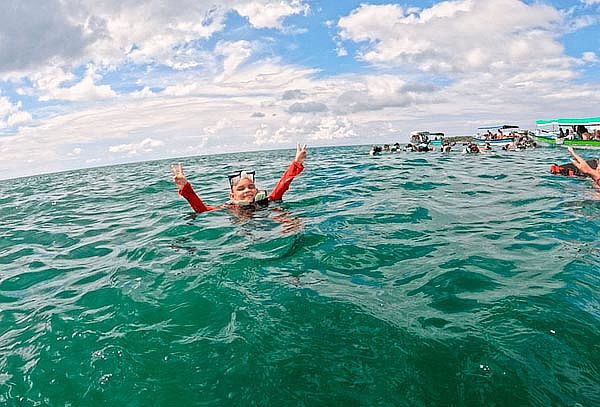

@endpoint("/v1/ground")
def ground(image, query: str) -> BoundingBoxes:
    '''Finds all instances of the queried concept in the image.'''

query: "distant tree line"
[447,136,473,143]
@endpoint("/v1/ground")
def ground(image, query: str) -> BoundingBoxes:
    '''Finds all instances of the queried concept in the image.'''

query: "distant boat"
[405,131,439,152]
[410,131,444,142]
[472,124,520,145]
[410,131,445,145]
[534,117,600,149]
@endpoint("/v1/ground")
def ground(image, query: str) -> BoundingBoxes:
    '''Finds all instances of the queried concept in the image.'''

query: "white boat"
[472,125,520,144]
[405,131,443,152]
[534,117,600,149]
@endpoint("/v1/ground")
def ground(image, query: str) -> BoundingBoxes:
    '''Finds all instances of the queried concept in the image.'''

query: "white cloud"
[6,110,33,127]
[288,101,328,113]
[2,56,600,180]
[203,118,232,136]
[0,0,92,74]
[162,60,318,97]
[310,116,357,140]
[338,0,567,79]
[582,51,598,63]
[130,87,158,99]
[38,66,117,101]
[234,0,309,29]
[68,147,82,156]
[215,40,254,78]
[109,138,165,156]
[336,46,348,57]
[335,75,440,114]
[0,0,310,89]
[282,89,306,100]
[254,123,285,145]
[0,96,32,129]
[1,0,600,182]
[254,114,358,145]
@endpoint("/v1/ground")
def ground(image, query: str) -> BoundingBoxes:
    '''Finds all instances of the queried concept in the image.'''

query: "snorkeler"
[172,144,307,213]
[463,143,481,154]
[563,146,600,187]
[369,145,383,156]
[441,138,452,153]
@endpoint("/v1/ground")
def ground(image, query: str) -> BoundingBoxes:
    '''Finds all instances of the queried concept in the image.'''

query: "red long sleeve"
[178,182,217,213]
[178,160,303,213]
[268,161,304,201]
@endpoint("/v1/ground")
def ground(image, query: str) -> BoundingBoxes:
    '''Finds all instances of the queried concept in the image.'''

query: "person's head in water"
[228,171,258,203]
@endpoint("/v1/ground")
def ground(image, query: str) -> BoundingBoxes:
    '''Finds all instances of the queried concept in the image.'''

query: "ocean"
[1,145,598,406]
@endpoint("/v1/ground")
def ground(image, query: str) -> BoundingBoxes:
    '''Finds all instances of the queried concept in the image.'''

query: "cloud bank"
[0,0,599,180]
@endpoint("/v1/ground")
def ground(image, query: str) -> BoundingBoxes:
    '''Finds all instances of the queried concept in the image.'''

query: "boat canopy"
[477,124,519,130]
[536,117,600,126]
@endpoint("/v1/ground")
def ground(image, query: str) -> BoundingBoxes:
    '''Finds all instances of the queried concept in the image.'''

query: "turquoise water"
[1,145,599,406]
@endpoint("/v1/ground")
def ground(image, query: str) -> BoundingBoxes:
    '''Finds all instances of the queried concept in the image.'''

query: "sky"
[1,0,599,180]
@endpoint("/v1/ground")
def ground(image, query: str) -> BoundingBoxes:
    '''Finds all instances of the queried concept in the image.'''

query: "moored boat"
[405,131,437,152]
[472,124,520,144]
[534,117,600,149]
[428,132,446,146]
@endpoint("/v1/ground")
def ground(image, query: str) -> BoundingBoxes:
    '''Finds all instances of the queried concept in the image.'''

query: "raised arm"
[171,163,215,213]
[268,144,307,201]
[568,147,600,187]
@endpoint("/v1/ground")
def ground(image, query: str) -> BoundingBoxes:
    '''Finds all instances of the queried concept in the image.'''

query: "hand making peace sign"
[171,162,188,190]
[294,143,308,165]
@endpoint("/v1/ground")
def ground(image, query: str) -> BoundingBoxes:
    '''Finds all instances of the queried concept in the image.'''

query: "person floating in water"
[172,144,307,213]
[463,142,481,154]
[441,138,452,153]
[369,145,383,155]
[566,146,600,188]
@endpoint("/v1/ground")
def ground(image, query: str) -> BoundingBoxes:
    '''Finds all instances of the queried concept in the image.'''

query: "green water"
[1,146,598,406]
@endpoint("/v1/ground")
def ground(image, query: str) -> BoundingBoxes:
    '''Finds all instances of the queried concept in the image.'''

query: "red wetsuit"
[178,160,304,213]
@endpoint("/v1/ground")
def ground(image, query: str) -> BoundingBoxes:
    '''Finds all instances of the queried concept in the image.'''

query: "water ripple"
[0,146,599,406]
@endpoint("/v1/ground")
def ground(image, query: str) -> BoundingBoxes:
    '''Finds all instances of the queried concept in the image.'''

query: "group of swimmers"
[172,142,600,216]
[369,135,537,156]
[369,143,402,155]
[462,138,537,154]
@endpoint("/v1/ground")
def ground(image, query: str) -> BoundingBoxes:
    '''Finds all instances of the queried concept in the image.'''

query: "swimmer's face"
[230,177,258,202]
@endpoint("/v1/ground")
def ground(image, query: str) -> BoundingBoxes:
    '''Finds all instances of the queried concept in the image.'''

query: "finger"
[178,162,183,175]
[303,144,307,151]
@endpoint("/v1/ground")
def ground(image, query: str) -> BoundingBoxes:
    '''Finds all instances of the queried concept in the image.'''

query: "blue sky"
[1,0,599,179]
